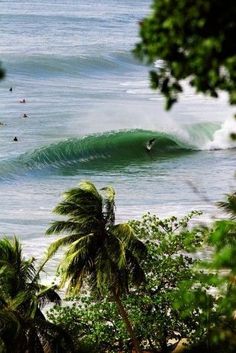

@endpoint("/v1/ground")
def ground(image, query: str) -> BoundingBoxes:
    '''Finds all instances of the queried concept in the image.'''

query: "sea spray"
[205,117,236,150]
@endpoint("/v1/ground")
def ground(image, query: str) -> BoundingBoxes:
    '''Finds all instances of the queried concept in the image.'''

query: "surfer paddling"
[145,138,156,152]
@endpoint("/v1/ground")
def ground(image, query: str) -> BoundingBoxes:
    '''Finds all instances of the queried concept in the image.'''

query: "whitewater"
[0,0,235,267]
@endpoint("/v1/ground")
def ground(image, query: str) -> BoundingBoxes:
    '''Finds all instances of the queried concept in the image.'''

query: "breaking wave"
[0,122,235,179]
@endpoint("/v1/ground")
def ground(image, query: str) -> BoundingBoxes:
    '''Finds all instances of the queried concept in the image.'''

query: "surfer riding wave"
[145,138,156,152]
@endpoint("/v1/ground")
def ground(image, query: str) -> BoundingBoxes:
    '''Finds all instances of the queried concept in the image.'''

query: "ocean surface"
[0,0,235,273]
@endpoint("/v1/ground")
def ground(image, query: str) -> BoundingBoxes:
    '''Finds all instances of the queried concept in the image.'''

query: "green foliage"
[48,211,215,353]
[175,194,236,352]
[46,181,146,353]
[130,212,215,351]
[134,0,236,109]
[46,181,146,297]
[2,189,236,353]
[47,296,127,353]
[206,219,236,317]
[217,192,236,219]
[206,196,236,311]
[0,237,73,353]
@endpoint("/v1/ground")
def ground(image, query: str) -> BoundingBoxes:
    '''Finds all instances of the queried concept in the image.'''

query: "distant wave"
[0,123,230,179]
[3,52,139,78]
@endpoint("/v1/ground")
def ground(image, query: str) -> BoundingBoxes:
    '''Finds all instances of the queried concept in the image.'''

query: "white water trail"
[205,116,236,150]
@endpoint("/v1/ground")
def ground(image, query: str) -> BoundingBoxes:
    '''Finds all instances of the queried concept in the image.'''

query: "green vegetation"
[45,181,147,353]
[1,1,236,352]
[0,182,236,353]
[0,237,73,353]
[129,212,213,351]
[133,7,236,350]
[134,0,236,110]
[202,198,236,351]
[175,197,236,353]
[48,210,213,353]
[47,198,236,353]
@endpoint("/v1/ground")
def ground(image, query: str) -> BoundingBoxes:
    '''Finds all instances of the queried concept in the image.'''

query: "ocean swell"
[3,52,138,79]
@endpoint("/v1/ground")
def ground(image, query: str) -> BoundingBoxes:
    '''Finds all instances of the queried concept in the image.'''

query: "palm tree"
[0,237,74,353]
[217,192,236,219]
[46,181,147,353]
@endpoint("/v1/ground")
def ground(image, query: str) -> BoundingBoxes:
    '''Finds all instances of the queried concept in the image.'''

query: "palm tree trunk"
[112,290,142,353]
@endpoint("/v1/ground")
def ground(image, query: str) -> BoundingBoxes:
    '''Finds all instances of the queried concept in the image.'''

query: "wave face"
[0,124,222,178]
[3,53,138,79]
[21,129,194,168]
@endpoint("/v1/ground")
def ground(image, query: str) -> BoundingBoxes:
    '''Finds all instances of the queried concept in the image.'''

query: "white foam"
[126,88,151,95]
[120,80,148,87]
[205,116,236,150]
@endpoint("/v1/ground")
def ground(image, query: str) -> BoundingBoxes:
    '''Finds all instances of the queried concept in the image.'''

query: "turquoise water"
[0,0,235,263]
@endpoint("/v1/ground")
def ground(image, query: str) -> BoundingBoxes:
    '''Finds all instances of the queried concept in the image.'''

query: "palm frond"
[47,210,104,236]
[37,285,61,308]
[95,254,112,292]
[59,257,85,292]
[53,200,86,217]
[104,236,126,269]
[0,236,70,353]
[20,258,37,283]
[60,245,89,274]
[126,250,146,286]
[0,237,22,268]
[0,309,21,338]
[46,181,146,300]
[217,192,236,219]
[46,220,79,235]
[34,317,75,353]
[59,237,98,292]
[54,200,102,224]
[66,234,95,254]
[0,238,38,298]
[112,223,147,258]
[46,233,79,259]
[112,223,134,244]
[78,180,102,200]
[47,232,95,263]
[62,181,103,216]
[5,291,31,312]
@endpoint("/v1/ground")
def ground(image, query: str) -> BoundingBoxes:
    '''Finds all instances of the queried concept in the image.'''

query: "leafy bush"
[130,211,215,351]
[174,196,236,352]
[47,296,128,353]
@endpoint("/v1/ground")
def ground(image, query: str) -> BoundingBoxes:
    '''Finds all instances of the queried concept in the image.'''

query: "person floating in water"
[13,136,18,142]
[9,87,13,92]
[23,113,28,118]
[145,138,156,152]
